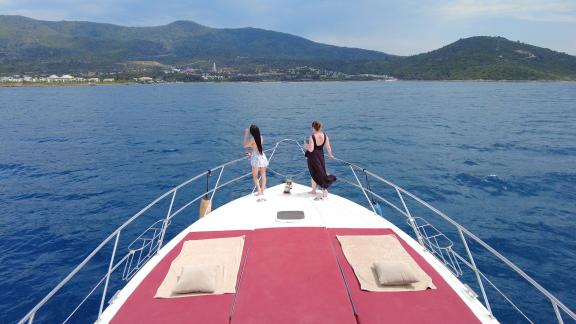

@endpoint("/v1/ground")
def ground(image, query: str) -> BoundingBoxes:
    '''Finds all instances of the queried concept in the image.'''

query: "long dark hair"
[249,124,263,154]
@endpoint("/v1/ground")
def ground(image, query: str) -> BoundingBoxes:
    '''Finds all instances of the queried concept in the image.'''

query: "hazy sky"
[1,0,575,56]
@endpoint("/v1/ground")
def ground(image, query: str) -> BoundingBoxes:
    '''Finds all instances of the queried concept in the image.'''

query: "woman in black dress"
[304,121,336,198]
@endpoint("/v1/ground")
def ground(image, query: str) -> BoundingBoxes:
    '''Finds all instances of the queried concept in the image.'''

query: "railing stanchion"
[552,300,564,324]
[157,189,177,252]
[395,188,425,247]
[27,312,34,324]
[349,166,376,214]
[98,230,120,318]
[210,166,225,202]
[458,228,492,316]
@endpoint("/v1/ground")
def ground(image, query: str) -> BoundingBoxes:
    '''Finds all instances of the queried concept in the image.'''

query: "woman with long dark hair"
[243,124,268,196]
[304,120,336,198]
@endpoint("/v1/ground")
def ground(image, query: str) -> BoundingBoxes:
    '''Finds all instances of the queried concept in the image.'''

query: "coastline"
[0,81,136,88]
[2,79,575,88]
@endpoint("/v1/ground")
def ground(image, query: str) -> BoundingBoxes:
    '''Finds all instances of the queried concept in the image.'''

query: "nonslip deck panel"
[230,227,357,324]
[110,230,251,324]
[111,227,481,324]
[329,228,482,324]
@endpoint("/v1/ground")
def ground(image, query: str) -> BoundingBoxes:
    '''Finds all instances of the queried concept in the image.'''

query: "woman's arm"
[304,136,314,152]
[243,128,252,148]
[325,135,334,159]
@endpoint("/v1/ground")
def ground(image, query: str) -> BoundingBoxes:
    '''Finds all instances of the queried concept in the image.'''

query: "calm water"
[1,82,575,323]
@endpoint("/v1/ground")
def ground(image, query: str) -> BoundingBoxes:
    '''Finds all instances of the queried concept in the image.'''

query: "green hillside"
[0,15,389,73]
[1,16,576,80]
[383,36,576,80]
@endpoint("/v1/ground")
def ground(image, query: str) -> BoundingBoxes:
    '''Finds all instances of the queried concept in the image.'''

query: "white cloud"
[438,0,576,22]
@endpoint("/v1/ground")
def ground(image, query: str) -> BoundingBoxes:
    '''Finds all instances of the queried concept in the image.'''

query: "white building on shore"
[47,74,76,82]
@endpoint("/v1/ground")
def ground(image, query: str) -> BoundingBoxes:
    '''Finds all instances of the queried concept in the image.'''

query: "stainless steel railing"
[17,139,575,324]
[122,219,165,281]
[17,138,295,324]
[332,156,576,324]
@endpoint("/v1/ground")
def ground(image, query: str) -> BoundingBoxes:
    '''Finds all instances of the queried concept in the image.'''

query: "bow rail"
[332,156,575,324]
[17,139,575,324]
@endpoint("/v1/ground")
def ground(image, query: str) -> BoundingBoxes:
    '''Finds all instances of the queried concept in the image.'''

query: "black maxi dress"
[306,133,336,189]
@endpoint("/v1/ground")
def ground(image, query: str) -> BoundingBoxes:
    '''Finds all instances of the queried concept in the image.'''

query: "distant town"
[0,64,397,86]
[0,74,117,84]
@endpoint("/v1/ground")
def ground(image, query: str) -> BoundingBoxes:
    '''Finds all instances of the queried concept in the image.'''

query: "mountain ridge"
[1,15,575,80]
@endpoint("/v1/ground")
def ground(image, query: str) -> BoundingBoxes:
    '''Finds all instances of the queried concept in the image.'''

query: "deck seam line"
[325,228,359,323]
[229,239,251,323]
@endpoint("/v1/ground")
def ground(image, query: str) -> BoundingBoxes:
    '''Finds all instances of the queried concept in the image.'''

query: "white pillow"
[373,261,419,286]
[172,264,219,294]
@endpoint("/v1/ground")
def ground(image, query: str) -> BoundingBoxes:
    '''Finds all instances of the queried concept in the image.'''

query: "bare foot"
[323,190,328,198]
[308,191,317,195]
[255,191,262,196]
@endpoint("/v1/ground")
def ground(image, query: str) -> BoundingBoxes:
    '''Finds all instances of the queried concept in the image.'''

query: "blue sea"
[1,81,575,323]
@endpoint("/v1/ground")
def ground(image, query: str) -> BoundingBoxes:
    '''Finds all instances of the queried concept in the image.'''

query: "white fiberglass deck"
[99,183,497,324]
[192,183,387,231]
